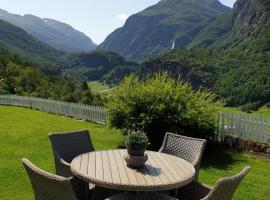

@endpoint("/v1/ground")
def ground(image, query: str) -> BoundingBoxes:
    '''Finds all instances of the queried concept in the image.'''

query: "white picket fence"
[218,112,270,144]
[0,95,106,124]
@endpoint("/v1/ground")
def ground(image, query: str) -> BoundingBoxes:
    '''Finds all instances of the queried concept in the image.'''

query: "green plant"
[240,102,262,113]
[107,73,221,149]
[125,130,150,150]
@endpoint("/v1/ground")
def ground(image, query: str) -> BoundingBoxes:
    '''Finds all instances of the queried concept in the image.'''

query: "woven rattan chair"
[177,166,250,200]
[22,158,86,200]
[105,192,178,200]
[49,130,95,178]
[159,132,207,180]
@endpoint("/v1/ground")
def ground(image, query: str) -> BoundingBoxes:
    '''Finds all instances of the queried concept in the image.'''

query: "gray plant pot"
[127,148,145,156]
[124,154,148,168]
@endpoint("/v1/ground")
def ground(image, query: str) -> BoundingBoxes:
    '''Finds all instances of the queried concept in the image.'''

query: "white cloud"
[116,13,129,22]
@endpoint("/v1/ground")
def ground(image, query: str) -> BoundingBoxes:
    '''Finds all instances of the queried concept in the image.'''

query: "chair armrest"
[60,158,71,167]
[201,183,213,190]
[55,157,72,178]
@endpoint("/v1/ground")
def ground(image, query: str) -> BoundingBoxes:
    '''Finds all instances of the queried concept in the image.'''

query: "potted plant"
[125,130,150,156]
[124,130,150,167]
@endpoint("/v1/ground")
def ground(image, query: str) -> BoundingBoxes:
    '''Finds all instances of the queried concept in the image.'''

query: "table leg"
[84,182,89,200]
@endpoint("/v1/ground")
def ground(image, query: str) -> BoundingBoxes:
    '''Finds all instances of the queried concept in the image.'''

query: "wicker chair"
[105,192,178,200]
[49,130,95,178]
[177,166,250,200]
[22,158,86,200]
[159,132,207,180]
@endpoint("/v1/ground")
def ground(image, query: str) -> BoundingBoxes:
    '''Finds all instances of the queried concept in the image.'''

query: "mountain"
[99,0,230,60]
[139,48,270,106]
[0,18,63,73]
[189,0,270,52]
[0,9,96,52]
[135,0,270,106]
[0,17,136,83]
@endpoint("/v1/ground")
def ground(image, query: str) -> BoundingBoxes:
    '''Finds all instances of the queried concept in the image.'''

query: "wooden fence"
[0,95,106,124]
[218,112,270,144]
[1,95,269,144]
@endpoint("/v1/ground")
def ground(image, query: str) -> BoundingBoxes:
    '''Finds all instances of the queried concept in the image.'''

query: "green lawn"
[0,106,123,200]
[88,81,110,92]
[200,146,270,200]
[0,106,270,199]
[221,106,270,120]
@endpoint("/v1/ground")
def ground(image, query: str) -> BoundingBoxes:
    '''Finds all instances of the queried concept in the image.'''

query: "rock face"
[189,0,270,52]
[0,9,96,52]
[99,0,230,60]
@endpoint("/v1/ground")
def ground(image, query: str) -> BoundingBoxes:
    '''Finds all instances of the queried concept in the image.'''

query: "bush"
[240,101,261,113]
[265,103,270,109]
[106,73,221,149]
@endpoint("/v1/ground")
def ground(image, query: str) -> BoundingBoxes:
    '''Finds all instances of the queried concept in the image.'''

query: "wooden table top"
[71,149,195,191]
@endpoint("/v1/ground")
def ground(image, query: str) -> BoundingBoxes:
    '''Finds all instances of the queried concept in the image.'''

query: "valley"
[0,0,270,109]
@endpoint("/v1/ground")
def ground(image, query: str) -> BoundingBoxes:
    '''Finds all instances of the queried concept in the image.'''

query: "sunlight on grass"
[222,106,270,120]
[88,81,110,92]
[200,146,270,200]
[1,106,270,200]
[0,106,123,200]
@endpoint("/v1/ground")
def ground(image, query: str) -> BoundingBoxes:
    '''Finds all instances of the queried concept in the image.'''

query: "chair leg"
[169,189,178,198]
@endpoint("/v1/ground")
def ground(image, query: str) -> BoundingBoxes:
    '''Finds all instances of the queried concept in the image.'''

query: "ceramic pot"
[124,154,148,168]
[127,148,145,156]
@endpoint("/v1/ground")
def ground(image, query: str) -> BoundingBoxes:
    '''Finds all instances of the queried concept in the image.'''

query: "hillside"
[0,9,96,52]
[189,0,270,52]
[0,18,135,84]
[0,49,105,105]
[64,50,139,84]
[99,0,230,60]
[0,18,63,73]
[140,49,270,106]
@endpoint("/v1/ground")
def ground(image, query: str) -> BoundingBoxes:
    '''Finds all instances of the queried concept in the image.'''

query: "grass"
[88,81,110,92]
[200,146,270,200]
[0,106,270,200]
[221,106,270,120]
[0,106,123,200]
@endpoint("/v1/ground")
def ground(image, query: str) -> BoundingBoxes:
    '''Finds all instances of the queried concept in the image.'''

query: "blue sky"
[0,0,236,44]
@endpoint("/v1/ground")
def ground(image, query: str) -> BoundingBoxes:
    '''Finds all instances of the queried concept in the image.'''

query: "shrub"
[265,103,270,109]
[240,101,261,113]
[106,73,221,149]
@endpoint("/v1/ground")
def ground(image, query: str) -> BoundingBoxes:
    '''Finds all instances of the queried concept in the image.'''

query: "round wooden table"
[71,149,195,199]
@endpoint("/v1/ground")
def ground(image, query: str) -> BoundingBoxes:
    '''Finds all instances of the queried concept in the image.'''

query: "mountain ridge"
[0,8,96,52]
[189,0,270,52]
[99,0,230,60]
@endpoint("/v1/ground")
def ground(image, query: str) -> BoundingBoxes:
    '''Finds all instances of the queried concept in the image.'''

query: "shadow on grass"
[201,144,246,170]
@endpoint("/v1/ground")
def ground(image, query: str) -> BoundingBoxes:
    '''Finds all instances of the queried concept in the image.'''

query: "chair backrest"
[159,132,207,166]
[204,166,250,200]
[49,130,95,163]
[22,158,78,200]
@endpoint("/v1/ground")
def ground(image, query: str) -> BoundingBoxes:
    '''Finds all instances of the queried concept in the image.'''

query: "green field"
[0,106,123,200]
[0,106,270,199]
[222,106,270,120]
[88,81,110,92]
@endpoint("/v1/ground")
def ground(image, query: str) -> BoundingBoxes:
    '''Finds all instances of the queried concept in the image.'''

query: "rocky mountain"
[189,0,270,52]
[0,9,96,52]
[99,0,230,60]
[137,0,270,106]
